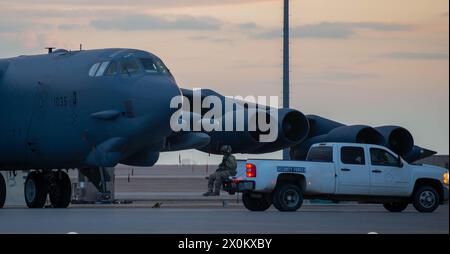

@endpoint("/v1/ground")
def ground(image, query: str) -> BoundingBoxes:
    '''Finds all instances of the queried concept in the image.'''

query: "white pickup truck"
[224,143,449,213]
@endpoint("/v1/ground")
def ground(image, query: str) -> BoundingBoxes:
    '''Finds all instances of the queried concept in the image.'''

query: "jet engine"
[290,125,385,160]
[198,108,309,154]
[375,126,414,156]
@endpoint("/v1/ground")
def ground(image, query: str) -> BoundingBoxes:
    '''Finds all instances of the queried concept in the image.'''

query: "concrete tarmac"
[0,204,448,234]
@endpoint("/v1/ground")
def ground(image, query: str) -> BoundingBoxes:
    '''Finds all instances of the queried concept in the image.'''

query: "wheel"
[383,202,408,212]
[272,183,303,212]
[242,192,272,211]
[49,171,72,208]
[413,186,440,213]
[0,173,6,209]
[24,172,48,208]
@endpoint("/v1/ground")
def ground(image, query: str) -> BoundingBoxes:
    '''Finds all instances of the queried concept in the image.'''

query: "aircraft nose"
[131,75,182,128]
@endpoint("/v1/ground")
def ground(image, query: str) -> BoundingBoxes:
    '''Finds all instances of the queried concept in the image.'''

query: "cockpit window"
[96,61,110,77]
[120,58,140,75]
[139,58,158,74]
[88,56,171,78]
[155,60,169,74]
[88,63,100,77]
[105,61,118,76]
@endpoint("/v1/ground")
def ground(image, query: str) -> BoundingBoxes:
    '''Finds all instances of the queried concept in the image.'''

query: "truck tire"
[412,186,440,213]
[0,173,6,209]
[242,192,272,211]
[383,202,408,212]
[272,183,303,212]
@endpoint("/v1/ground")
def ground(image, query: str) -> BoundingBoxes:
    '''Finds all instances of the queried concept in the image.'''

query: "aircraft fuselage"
[0,48,181,170]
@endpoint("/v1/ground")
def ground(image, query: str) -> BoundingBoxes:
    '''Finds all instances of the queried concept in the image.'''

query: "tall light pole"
[282,0,290,160]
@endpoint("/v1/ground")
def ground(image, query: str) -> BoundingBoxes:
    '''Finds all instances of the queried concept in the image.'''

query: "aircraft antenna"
[45,47,56,54]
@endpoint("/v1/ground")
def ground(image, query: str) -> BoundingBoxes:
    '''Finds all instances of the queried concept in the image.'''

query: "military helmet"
[220,145,232,154]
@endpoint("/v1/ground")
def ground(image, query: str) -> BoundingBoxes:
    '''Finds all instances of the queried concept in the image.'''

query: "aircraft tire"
[0,173,6,208]
[49,171,72,208]
[24,172,48,208]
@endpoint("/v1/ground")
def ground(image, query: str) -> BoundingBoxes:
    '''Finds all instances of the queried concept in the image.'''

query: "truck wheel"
[413,186,440,213]
[0,173,6,209]
[272,183,303,212]
[24,172,48,208]
[49,171,72,208]
[383,202,408,212]
[242,192,272,211]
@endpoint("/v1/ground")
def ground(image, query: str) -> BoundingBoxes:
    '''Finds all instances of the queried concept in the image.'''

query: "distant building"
[416,155,449,169]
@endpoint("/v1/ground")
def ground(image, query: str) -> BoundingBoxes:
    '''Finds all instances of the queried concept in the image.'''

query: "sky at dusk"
[0,0,448,164]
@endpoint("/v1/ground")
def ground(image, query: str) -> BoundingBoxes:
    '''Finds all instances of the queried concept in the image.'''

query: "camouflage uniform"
[204,145,237,196]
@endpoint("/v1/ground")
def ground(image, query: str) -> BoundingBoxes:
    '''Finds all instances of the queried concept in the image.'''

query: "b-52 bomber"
[0,48,435,208]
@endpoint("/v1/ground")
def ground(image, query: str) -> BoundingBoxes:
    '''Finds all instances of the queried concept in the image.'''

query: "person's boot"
[209,190,220,196]
[203,191,213,196]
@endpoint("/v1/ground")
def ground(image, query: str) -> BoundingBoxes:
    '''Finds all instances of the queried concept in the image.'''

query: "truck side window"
[341,147,365,165]
[307,146,333,162]
[370,148,398,167]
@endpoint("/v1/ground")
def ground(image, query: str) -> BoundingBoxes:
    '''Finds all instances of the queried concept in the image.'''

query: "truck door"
[336,145,370,195]
[369,147,410,196]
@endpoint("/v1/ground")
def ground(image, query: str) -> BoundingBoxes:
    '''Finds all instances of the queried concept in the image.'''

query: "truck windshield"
[307,146,333,162]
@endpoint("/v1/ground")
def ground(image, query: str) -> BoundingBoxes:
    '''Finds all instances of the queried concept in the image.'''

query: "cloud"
[58,24,84,30]
[0,20,31,33]
[305,71,380,82]
[256,22,414,39]
[239,22,259,30]
[384,52,449,60]
[0,17,53,34]
[10,0,275,8]
[90,14,222,31]
[189,36,233,44]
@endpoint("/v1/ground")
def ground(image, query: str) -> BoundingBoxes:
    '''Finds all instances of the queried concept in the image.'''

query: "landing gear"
[49,171,72,208]
[0,173,6,208]
[24,171,72,209]
[24,171,48,208]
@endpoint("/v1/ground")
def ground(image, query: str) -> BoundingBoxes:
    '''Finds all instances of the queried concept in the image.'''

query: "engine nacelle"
[197,109,266,154]
[290,125,384,160]
[250,108,309,153]
[326,125,385,145]
[121,150,160,167]
[375,126,414,156]
[198,108,309,154]
[306,115,345,137]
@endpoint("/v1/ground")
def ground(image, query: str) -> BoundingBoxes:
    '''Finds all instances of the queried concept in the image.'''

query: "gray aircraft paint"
[0,48,180,169]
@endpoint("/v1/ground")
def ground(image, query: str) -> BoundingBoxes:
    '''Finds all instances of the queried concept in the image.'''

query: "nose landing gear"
[24,171,72,209]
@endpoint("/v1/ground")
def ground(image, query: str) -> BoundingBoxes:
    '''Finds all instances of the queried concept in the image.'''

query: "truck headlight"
[444,172,449,186]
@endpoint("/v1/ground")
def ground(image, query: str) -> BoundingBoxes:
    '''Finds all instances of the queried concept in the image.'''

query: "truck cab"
[225,143,449,213]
